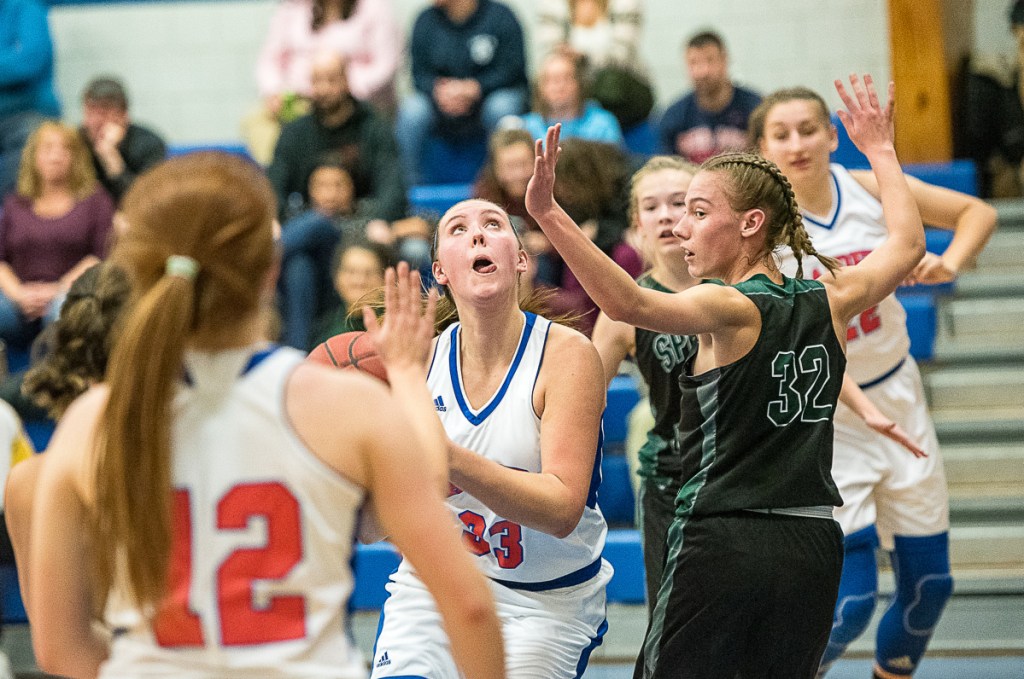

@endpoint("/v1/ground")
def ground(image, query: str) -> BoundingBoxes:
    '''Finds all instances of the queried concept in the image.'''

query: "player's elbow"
[547,500,585,539]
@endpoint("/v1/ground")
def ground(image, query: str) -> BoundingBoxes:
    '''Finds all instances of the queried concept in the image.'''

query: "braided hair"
[700,152,840,278]
[22,262,131,420]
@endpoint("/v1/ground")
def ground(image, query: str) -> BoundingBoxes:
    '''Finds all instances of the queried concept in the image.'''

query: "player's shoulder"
[540,323,603,380]
[289,361,392,416]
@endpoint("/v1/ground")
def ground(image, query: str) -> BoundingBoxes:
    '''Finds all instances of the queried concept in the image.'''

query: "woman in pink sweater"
[244,0,402,164]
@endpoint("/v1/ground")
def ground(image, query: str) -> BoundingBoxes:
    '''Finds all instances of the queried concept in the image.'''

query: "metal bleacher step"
[945,444,1024,524]
[923,364,1024,412]
[934,297,1024,347]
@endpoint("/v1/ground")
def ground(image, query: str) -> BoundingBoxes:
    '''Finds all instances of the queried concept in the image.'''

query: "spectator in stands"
[0,122,114,351]
[268,50,406,223]
[312,241,389,345]
[79,77,166,205]
[658,30,760,164]
[246,0,403,165]
[397,0,529,186]
[278,156,427,349]
[519,51,624,145]
[535,0,653,130]
[536,0,643,72]
[474,128,556,284]
[0,0,61,197]
[959,0,1024,197]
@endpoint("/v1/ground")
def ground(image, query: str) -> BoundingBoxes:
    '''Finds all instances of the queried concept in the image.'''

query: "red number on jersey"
[154,482,306,647]
[153,490,204,647]
[458,510,492,557]
[218,483,306,645]
[457,511,524,568]
[489,520,524,569]
[847,305,882,341]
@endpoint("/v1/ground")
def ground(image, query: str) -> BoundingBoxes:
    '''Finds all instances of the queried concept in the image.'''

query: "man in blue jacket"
[0,0,60,196]
[396,0,528,186]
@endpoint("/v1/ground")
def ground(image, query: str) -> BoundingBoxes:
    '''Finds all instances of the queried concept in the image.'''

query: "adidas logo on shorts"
[434,396,447,412]
[376,651,391,668]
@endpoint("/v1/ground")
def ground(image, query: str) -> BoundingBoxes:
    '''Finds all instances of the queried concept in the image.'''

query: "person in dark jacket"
[79,77,166,204]
[395,0,529,186]
[268,51,406,222]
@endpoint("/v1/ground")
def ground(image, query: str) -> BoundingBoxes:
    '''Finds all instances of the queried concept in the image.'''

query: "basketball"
[307,331,388,384]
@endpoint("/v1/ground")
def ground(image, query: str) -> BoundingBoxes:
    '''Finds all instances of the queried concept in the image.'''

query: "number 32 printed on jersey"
[767,344,833,427]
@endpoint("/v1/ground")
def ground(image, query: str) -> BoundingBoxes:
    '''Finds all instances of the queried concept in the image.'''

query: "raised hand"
[903,251,957,287]
[834,74,895,157]
[362,261,438,378]
[525,124,562,220]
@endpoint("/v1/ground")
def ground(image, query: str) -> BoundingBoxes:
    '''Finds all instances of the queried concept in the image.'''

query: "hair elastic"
[165,255,199,280]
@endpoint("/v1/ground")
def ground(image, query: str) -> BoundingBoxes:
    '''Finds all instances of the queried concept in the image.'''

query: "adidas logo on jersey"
[433,396,447,412]
[376,651,391,668]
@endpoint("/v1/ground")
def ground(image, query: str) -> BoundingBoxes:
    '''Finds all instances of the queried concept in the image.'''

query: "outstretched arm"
[839,373,925,458]
[525,125,748,337]
[850,171,997,286]
[591,310,636,388]
[823,75,926,325]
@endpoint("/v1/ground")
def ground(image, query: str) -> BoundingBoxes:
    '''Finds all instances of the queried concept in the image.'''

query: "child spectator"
[312,241,389,344]
[279,157,428,349]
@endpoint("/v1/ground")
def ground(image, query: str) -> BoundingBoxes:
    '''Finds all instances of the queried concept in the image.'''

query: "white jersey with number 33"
[777,163,910,385]
[417,311,607,588]
[100,346,367,679]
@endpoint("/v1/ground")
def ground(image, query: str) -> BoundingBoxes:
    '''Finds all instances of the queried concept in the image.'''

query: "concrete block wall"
[48,0,993,145]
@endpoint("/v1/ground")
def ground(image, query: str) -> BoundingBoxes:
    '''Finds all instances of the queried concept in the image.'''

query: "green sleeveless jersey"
[634,273,697,480]
[675,274,845,518]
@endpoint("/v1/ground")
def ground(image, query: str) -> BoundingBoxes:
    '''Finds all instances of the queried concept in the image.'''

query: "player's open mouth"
[658,229,676,241]
[472,256,497,274]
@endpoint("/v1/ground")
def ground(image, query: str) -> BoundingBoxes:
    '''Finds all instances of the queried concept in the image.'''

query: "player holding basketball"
[27,153,505,679]
[369,197,611,678]
[526,74,926,678]
[751,86,997,679]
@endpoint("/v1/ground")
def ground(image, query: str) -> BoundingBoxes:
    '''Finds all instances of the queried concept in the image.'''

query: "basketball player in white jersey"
[369,198,611,678]
[752,87,997,678]
[27,153,505,679]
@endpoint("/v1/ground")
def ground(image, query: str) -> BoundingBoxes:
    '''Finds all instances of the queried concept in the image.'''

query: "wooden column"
[887,0,953,162]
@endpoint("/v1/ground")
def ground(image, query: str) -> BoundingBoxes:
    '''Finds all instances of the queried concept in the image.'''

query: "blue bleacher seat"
[896,294,938,361]
[599,455,635,526]
[408,183,474,218]
[167,144,253,162]
[351,542,400,610]
[623,119,659,156]
[421,135,488,185]
[604,529,645,604]
[604,374,641,446]
[0,565,27,624]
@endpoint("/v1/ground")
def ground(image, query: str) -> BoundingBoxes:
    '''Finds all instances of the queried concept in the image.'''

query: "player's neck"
[790,172,834,218]
[456,302,526,373]
[190,311,267,352]
[650,260,696,293]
